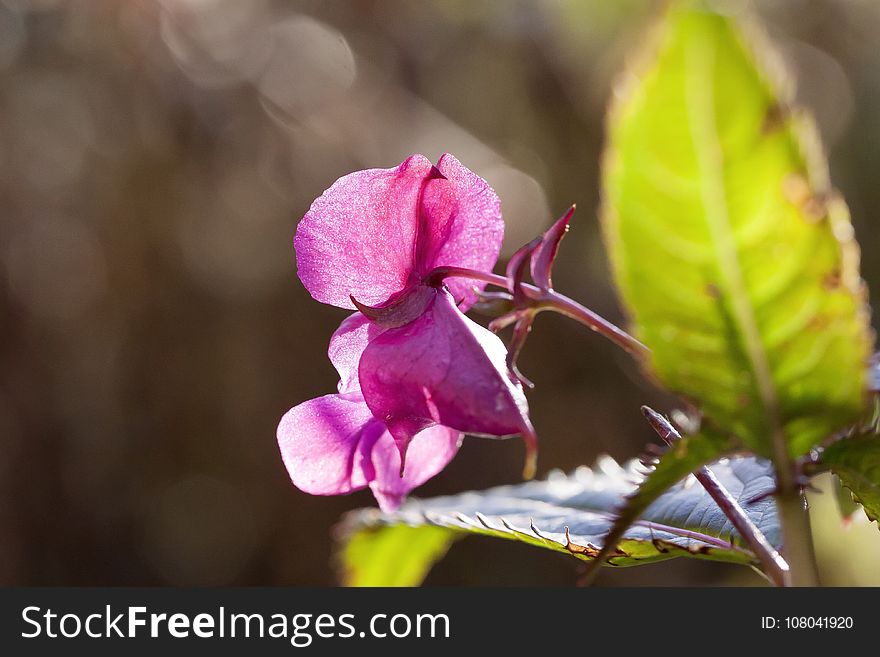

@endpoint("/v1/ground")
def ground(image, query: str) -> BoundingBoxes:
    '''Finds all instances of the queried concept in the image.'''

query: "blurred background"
[1,0,878,586]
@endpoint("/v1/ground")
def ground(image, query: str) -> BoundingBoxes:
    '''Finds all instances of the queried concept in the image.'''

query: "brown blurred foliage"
[1,0,877,585]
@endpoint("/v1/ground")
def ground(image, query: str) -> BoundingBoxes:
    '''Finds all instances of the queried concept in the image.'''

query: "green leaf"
[817,433,880,524]
[337,451,779,586]
[580,430,742,580]
[601,3,873,459]
[340,524,458,587]
[831,474,862,523]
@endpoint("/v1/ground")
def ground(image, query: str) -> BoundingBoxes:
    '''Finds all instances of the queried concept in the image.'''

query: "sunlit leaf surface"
[602,4,873,458]
[339,453,778,586]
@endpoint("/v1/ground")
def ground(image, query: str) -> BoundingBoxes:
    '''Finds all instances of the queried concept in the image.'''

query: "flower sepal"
[350,284,436,329]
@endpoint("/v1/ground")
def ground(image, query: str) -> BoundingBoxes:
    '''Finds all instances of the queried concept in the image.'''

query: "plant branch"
[642,406,790,587]
[775,478,819,587]
[428,266,649,359]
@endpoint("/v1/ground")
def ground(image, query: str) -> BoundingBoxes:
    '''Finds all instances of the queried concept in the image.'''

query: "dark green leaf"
[580,430,745,580]
[817,433,880,524]
[338,449,779,586]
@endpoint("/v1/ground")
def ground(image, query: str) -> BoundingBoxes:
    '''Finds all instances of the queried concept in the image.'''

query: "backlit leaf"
[601,3,873,458]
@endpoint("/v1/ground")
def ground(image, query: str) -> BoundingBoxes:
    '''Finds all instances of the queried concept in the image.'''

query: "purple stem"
[428,266,649,359]
[641,406,791,587]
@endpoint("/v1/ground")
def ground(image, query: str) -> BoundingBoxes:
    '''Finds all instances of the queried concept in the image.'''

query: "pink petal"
[295,153,504,311]
[358,288,534,460]
[277,393,462,511]
[367,425,462,512]
[418,153,504,310]
[295,154,434,309]
[328,312,384,395]
[277,394,383,496]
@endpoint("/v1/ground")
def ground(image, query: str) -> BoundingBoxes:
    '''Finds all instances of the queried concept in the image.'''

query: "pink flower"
[277,154,536,511]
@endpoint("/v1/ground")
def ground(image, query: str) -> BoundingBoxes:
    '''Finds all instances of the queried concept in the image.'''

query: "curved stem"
[537,291,648,358]
[427,265,519,293]
[428,266,649,359]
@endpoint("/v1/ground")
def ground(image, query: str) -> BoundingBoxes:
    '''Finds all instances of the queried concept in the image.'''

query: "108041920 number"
[784,617,853,629]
